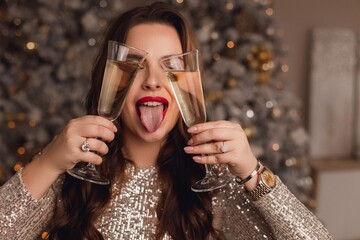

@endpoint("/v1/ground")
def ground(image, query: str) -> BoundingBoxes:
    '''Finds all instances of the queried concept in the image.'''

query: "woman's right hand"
[22,115,117,199]
[35,115,118,176]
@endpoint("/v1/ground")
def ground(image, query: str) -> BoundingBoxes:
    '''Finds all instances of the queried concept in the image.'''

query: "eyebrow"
[160,53,184,59]
[126,54,145,61]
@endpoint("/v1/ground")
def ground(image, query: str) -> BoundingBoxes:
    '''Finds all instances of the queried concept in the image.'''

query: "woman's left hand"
[183,120,258,180]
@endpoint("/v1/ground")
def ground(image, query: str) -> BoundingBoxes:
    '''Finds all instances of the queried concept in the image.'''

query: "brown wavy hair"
[49,2,223,239]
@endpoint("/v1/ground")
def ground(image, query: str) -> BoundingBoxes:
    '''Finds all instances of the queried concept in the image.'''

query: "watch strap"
[248,167,276,201]
[249,181,273,201]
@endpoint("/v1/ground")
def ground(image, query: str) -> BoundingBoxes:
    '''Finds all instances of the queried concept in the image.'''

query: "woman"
[0,2,332,239]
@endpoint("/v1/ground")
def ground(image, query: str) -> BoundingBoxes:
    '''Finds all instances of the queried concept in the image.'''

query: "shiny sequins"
[96,164,169,239]
[0,168,56,240]
[0,166,332,240]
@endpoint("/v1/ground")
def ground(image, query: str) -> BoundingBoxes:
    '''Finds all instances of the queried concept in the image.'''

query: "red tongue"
[139,105,164,132]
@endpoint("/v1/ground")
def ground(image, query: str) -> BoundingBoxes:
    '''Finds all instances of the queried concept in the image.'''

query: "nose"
[141,65,165,91]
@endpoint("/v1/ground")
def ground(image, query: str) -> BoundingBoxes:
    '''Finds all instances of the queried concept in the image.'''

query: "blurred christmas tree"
[0,0,313,207]
[0,0,127,184]
[166,0,313,206]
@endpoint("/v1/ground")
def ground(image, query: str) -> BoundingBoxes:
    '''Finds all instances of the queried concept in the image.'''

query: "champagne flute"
[160,50,232,192]
[67,41,148,185]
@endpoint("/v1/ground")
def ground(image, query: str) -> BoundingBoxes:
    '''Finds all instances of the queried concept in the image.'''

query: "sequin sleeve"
[252,177,333,239]
[0,169,58,240]
[213,177,332,239]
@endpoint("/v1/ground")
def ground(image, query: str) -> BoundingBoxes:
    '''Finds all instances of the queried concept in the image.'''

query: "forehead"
[125,23,183,57]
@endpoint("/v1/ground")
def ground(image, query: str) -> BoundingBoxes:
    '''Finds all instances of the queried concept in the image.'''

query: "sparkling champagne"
[98,60,140,120]
[166,70,206,127]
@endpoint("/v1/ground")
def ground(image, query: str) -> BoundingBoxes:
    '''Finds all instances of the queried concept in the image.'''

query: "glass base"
[67,164,110,185]
[191,175,232,192]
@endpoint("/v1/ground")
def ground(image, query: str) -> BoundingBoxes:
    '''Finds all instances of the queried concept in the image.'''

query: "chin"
[140,132,167,143]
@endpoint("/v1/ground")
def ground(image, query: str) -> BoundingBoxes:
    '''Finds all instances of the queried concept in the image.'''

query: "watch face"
[262,169,276,188]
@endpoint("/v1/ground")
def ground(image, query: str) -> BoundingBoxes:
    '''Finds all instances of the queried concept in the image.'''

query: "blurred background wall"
[274,1,360,239]
[274,0,360,127]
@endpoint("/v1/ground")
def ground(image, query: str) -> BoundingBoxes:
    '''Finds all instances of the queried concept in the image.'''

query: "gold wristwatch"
[248,166,276,201]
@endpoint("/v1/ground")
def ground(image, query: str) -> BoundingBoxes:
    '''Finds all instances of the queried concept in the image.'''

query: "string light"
[246,109,255,118]
[17,147,26,155]
[226,2,234,10]
[262,63,270,71]
[281,64,289,73]
[211,31,219,40]
[99,0,107,8]
[227,40,235,49]
[41,231,49,239]
[26,41,36,50]
[265,100,275,108]
[265,8,273,16]
[285,157,298,167]
[8,121,16,129]
[88,38,96,46]
[176,0,184,4]
[272,143,280,151]
[271,107,282,118]
[13,162,22,172]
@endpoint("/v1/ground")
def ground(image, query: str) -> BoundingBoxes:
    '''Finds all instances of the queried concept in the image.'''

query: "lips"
[136,96,169,132]
[136,96,169,116]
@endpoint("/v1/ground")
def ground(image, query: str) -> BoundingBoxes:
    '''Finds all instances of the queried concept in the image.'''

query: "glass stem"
[204,164,214,176]
[85,163,97,170]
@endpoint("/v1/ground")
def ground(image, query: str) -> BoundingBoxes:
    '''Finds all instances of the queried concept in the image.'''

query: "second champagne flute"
[160,50,232,192]
[67,41,148,185]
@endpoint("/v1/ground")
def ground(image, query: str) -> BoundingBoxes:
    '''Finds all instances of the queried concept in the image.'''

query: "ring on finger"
[220,141,227,153]
[81,139,91,152]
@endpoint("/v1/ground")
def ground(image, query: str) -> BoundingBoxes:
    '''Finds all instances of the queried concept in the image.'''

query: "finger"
[82,138,109,156]
[70,115,118,132]
[188,127,244,146]
[188,120,239,134]
[192,152,230,165]
[78,152,103,165]
[79,124,116,142]
[65,122,116,142]
[80,115,117,132]
[184,140,236,155]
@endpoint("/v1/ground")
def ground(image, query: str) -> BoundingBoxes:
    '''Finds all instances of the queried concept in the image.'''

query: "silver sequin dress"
[0,165,332,240]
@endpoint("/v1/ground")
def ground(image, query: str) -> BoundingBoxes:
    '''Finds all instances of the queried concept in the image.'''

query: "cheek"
[120,88,137,121]
[128,74,143,96]
[168,107,181,127]
[119,105,132,126]
[123,78,142,110]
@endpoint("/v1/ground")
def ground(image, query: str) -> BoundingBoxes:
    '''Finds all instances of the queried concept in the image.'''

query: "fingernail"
[184,146,193,152]
[187,127,197,133]
[113,126,118,132]
[193,156,202,162]
[187,138,193,145]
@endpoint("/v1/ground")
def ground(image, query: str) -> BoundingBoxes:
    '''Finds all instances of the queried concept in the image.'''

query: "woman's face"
[120,23,182,143]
